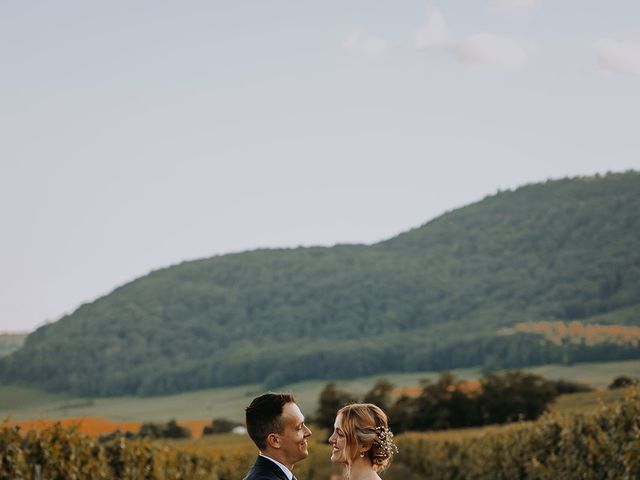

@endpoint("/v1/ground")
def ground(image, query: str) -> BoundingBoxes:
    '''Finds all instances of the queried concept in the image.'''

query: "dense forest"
[1,172,639,396]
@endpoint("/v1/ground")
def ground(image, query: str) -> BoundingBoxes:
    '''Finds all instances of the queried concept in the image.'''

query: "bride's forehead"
[334,413,343,428]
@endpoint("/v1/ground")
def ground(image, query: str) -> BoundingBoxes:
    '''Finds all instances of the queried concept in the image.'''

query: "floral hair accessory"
[374,426,399,458]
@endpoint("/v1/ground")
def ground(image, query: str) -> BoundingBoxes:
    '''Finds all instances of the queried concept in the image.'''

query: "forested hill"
[2,172,639,396]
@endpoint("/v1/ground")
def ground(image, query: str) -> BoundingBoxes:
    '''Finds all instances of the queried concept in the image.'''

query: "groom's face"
[278,402,313,466]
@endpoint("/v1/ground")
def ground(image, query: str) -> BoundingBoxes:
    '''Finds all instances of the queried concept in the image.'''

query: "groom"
[243,392,313,480]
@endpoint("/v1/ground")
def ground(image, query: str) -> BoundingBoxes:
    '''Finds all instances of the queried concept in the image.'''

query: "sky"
[1,0,639,333]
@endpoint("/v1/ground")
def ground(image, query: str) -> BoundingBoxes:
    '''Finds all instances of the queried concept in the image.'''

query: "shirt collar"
[259,453,293,480]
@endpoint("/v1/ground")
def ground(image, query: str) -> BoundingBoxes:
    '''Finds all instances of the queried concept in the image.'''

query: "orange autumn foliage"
[9,417,140,436]
[8,417,211,437]
[177,419,211,437]
[456,379,482,395]
[498,321,640,347]
[392,386,422,397]
[394,379,482,398]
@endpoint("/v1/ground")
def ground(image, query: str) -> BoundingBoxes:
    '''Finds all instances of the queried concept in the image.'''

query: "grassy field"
[549,385,632,414]
[1,359,638,423]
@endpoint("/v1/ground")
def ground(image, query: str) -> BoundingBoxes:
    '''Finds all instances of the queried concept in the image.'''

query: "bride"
[328,403,398,480]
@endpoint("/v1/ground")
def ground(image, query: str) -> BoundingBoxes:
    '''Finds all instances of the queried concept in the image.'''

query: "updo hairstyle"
[336,403,395,472]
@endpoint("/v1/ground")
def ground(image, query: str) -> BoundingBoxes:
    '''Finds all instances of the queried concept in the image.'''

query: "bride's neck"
[346,459,380,480]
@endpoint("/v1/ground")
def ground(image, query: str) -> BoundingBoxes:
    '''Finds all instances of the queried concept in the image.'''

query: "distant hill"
[1,172,639,396]
[0,333,26,358]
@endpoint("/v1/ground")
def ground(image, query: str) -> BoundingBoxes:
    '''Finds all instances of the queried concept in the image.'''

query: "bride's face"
[328,413,348,464]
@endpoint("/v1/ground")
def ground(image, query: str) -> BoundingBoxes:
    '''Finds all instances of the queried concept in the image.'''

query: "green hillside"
[2,360,638,422]
[0,333,26,358]
[1,172,639,396]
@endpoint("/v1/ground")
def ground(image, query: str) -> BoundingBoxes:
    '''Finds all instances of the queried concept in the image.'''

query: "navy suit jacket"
[242,455,291,480]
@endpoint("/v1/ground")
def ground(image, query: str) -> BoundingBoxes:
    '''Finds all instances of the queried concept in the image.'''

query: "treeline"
[2,171,639,396]
[100,418,243,442]
[315,371,591,432]
[2,330,638,398]
[427,333,640,373]
[99,420,191,442]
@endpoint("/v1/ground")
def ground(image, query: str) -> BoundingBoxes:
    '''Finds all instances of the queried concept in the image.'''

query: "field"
[2,387,638,480]
[549,386,632,414]
[1,359,638,426]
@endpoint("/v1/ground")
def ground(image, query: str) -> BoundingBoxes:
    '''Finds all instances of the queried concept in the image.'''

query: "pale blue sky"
[1,1,639,332]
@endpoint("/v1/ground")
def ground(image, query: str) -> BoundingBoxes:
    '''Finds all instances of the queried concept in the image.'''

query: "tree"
[363,378,395,412]
[410,373,478,430]
[202,418,241,435]
[609,376,637,389]
[315,383,357,429]
[478,371,556,424]
[138,420,191,439]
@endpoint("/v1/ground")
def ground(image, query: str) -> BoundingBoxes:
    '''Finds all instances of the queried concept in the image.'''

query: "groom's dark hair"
[245,392,296,450]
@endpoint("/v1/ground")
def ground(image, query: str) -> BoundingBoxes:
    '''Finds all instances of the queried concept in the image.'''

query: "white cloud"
[414,7,452,49]
[594,38,640,75]
[492,0,539,11]
[343,30,389,58]
[456,33,528,70]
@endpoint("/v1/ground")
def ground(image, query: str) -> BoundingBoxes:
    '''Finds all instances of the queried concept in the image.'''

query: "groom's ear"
[266,432,281,449]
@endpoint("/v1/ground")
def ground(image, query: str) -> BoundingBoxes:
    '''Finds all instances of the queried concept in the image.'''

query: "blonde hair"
[337,403,394,473]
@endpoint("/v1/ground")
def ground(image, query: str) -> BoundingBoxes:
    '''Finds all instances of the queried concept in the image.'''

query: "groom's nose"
[304,425,312,437]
